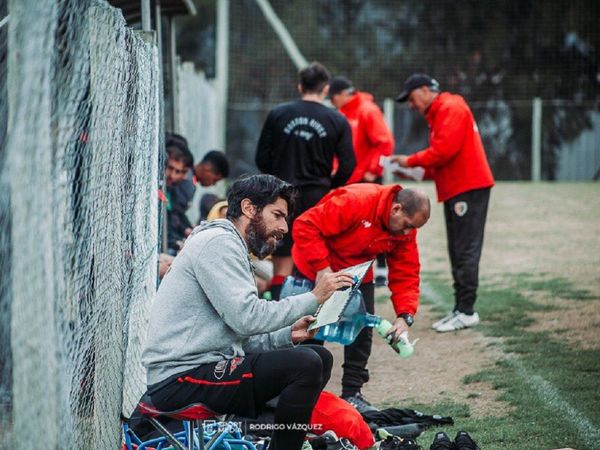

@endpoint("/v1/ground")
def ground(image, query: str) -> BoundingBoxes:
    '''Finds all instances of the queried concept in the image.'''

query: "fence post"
[531,97,542,181]
[216,0,229,151]
[383,98,395,185]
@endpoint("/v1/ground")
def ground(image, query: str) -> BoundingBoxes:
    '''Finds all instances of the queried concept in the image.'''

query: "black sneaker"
[380,435,422,450]
[341,392,378,413]
[454,431,479,450]
[429,431,453,450]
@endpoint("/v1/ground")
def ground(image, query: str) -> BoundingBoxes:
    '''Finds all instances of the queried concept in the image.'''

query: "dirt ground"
[323,182,600,416]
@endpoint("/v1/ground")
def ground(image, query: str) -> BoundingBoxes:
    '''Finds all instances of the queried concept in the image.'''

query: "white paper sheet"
[308,260,375,330]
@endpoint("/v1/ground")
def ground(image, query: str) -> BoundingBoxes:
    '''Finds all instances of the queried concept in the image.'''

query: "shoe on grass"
[429,431,453,450]
[435,312,480,332]
[341,391,378,414]
[454,430,480,450]
[380,435,422,450]
[431,311,457,330]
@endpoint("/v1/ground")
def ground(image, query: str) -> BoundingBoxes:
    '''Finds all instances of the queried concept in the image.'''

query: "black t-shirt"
[255,100,355,189]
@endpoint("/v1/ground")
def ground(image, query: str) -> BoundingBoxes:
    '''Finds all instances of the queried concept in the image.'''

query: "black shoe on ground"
[454,431,479,450]
[340,392,378,414]
[380,435,422,450]
[429,431,453,450]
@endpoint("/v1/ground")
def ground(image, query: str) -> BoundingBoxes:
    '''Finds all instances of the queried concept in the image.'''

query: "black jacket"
[255,100,355,189]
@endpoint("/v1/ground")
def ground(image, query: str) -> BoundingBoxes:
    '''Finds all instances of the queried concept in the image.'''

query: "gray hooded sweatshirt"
[142,219,319,386]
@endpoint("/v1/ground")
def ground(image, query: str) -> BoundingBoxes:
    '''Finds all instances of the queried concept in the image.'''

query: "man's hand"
[311,271,355,304]
[390,154,409,167]
[386,316,411,343]
[158,253,174,279]
[315,266,333,283]
[291,315,318,344]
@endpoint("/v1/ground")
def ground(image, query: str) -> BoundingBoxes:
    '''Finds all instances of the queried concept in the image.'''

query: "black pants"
[273,185,329,257]
[304,282,375,397]
[444,188,491,314]
[148,345,332,450]
[342,282,375,396]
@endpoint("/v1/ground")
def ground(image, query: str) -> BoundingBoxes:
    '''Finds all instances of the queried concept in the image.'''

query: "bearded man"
[142,174,354,450]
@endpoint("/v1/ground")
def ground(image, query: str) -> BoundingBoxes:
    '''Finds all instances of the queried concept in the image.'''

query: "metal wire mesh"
[224,0,600,180]
[1,0,159,448]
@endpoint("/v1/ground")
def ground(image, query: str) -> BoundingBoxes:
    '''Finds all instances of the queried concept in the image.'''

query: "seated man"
[164,139,195,253]
[291,183,430,413]
[142,174,354,450]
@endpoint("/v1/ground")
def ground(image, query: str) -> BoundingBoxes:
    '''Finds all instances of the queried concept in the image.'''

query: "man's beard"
[246,215,284,260]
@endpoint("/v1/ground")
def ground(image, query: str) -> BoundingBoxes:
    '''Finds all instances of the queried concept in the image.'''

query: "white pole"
[216,0,229,151]
[383,98,395,185]
[168,16,179,132]
[141,0,151,31]
[531,97,542,181]
[255,0,308,70]
[0,15,9,29]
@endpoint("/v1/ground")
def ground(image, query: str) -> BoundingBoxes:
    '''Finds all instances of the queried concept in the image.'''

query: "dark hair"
[165,132,189,150]
[299,62,330,94]
[226,174,296,221]
[166,145,194,168]
[201,150,230,178]
[199,193,220,221]
[393,188,430,217]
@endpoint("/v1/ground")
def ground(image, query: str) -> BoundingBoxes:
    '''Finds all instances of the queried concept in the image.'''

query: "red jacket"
[407,92,494,202]
[339,92,394,184]
[292,184,420,316]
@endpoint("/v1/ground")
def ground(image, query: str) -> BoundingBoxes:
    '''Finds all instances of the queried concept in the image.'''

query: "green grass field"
[407,182,600,450]
[328,182,600,450]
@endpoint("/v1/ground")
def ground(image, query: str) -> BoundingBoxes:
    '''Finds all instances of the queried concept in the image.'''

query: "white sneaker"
[431,311,457,330]
[435,312,480,332]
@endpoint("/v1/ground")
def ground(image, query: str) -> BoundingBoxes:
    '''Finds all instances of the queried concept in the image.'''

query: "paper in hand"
[380,156,425,181]
[308,260,375,331]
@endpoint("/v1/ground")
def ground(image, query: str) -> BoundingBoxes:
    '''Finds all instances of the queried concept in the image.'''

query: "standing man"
[291,183,431,412]
[142,174,354,450]
[255,62,356,300]
[329,76,396,286]
[329,76,394,185]
[392,73,494,332]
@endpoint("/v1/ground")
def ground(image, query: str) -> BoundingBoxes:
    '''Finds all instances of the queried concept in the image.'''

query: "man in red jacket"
[329,77,395,184]
[292,183,430,412]
[329,76,395,287]
[393,73,495,333]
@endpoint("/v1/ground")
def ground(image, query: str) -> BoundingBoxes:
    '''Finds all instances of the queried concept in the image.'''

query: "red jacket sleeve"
[386,229,420,316]
[406,104,468,168]
[292,192,363,273]
[362,106,395,175]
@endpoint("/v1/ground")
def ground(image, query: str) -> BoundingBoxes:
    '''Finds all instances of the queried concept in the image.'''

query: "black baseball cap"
[396,73,440,102]
[328,76,354,97]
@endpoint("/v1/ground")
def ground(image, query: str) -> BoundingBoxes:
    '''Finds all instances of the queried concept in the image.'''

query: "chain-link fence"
[220,0,600,181]
[0,0,160,448]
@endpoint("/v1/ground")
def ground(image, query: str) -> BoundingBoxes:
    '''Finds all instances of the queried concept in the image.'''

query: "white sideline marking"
[422,280,600,447]
[0,15,9,29]
[513,359,600,449]
[420,281,447,306]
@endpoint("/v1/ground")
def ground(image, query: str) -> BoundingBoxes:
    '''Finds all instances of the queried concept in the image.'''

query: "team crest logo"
[229,357,244,375]
[214,360,228,380]
[361,220,372,228]
[454,201,468,217]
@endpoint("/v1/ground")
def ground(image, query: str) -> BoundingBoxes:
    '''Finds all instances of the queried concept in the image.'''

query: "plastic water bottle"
[280,276,418,355]
[280,276,314,298]
[375,318,418,358]
[314,289,381,344]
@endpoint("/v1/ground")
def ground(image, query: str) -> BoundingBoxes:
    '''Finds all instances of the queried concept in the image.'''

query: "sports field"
[325,181,600,450]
